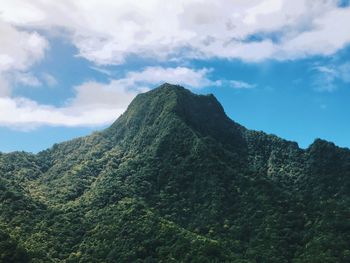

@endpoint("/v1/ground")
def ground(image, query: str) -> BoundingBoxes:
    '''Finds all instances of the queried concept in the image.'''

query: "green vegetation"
[1,84,349,262]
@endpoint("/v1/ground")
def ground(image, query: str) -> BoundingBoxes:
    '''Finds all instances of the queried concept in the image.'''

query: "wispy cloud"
[228,80,256,89]
[90,66,113,76]
[14,72,42,87]
[312,62,350,92]
[125,66,218,88]
[42,73,58,87]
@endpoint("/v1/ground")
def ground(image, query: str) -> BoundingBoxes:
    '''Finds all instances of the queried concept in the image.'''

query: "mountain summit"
[1,84,349,262]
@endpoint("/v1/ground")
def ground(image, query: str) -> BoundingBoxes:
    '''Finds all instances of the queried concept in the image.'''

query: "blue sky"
[0,0,349,152]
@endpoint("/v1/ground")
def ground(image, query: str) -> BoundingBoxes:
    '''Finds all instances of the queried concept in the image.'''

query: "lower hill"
[1,84,349,262]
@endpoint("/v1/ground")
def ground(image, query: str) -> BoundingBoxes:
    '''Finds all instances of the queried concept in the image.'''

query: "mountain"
[1,83,349,263]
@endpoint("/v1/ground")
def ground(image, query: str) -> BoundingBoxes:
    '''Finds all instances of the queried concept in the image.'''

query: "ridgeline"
[1,84,349,262]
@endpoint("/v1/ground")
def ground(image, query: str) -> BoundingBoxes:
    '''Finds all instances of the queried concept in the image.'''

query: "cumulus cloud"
[0,0,349,129]
[0,66,217,128]
[0,96,127,129]
[0,81,137,129]
[280,7,350,59]
[0,21,48,72]
[0,0,349,64]
[0,19,48,96]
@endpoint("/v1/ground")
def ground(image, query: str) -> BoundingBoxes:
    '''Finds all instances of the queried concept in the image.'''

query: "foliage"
[0,84,349,262]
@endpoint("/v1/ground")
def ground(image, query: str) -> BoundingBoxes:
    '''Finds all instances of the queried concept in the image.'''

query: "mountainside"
[1,83,349,263]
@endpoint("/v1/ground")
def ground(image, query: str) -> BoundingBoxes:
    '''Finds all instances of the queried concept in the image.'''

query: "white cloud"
[0,20,48,72]
[0,75,10,97]
[42,73,58,87]
[0,19,47,94]
[10,72,58,88]
[229,80,256,89]
[313,62,350,92]
[125,66,217,88]
[69,80,138,110]
[0,0,349,129]
[280,7,350,59]
[0,96,126,129]
[0,0,349,64]
[0,66,217,128]
[13,72,42,87]
[0,81,137,129]
[338,62,350,82]
[90,66,113,76]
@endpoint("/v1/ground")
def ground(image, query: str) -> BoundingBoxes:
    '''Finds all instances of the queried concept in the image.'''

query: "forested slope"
[1,84,349,262]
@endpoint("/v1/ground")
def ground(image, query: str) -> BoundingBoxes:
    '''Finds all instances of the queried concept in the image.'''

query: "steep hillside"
[1,84,349,262]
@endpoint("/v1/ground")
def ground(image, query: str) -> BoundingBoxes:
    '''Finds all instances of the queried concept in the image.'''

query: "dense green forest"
[1,84,349,262]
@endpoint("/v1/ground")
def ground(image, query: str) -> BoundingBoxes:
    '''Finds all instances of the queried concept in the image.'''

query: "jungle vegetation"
[1,84,349,262]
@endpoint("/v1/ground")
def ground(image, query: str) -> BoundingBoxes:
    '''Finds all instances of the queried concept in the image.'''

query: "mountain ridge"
[0,83,349,262]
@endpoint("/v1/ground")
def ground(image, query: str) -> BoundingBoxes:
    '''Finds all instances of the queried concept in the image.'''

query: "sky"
[0,0,350,153]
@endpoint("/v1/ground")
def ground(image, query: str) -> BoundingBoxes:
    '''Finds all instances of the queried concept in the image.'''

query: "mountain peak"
[117,83,225,124]
[107,83,245,150]
[3,85,350,263]
[143,82,214,99]
[151,82,187,92]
